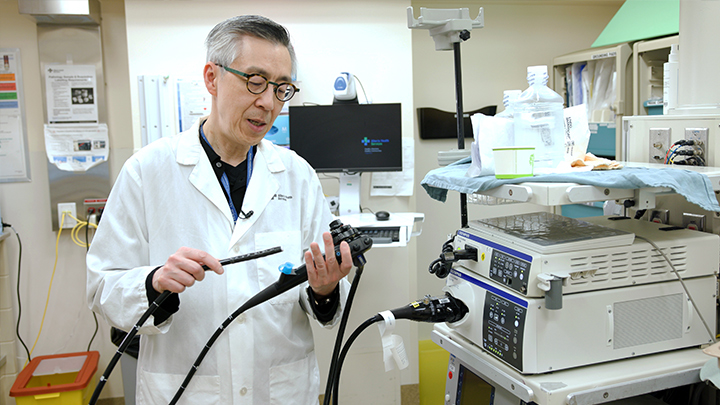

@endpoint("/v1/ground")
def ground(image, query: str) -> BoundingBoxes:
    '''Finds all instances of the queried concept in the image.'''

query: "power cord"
[54,210,100,351]
[428,234,456,278]
[64,212,97,248]
[27,212,70,362]
[2,221,32,363]
[352,74,369,104]
[635,235,716,343]
[428,234,478,279]
[665,140,705,166]
[85,219,99,352]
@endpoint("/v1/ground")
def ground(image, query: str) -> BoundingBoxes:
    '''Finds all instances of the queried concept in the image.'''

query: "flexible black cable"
[87,314,99,352]
[331,315,382,405]
[329,294,468,403]
[85,220,99,352]
[169,257,316,405]
[88,246,282,405]
[4,224,32,362]
[88,290,172,405]
[691,382,706,405]
[170,220,370,405]
[322,265,365,405]
[429,234,461,278]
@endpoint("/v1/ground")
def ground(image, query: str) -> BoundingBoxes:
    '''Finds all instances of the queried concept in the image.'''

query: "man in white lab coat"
[87,15,352,404]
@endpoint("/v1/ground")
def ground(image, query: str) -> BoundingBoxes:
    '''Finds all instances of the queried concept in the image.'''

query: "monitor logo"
[361,137,389,147]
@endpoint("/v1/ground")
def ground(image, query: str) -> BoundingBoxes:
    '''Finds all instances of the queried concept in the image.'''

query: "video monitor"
[288,103,403,173]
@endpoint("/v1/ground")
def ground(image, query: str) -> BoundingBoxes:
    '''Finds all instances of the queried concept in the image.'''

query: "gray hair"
[205,15,297,77]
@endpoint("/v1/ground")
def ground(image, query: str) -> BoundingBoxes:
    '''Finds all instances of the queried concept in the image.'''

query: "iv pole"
[407,7,484,228]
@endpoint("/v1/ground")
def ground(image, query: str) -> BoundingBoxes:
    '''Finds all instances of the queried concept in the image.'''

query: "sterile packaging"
[563,104,591,161]
[466,113,514,177]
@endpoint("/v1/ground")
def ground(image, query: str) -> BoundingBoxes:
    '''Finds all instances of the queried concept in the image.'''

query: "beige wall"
[0,0,622,403]
[0,0,132,400]
[411,0,623,340]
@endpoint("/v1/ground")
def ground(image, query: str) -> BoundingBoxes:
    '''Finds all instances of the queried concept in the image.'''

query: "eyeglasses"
[216,64,299,102]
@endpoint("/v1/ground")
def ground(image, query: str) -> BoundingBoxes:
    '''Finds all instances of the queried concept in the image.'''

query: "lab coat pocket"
[137,368,220,404]
[269,353,320,405]
[256,231,302,305]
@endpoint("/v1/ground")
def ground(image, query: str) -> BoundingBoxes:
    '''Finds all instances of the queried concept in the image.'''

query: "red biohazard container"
[10,351,99,405]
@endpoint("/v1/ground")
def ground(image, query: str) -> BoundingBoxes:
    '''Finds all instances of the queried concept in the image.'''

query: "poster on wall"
[44,64,98,123]
[177,78,211,132]
[370,138,414,196]
[44,123,109,172]
[0,48,31,183]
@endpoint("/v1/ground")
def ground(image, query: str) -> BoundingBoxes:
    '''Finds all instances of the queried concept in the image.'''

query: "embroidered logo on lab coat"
[272,193,293,201]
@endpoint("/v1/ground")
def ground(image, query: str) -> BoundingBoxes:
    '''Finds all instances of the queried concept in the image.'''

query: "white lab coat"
[87,118,349,404]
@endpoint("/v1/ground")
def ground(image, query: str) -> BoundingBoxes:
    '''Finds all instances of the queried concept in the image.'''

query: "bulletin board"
[0,48,31,182]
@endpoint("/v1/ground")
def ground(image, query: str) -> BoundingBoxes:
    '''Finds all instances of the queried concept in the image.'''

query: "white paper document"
[371,138,414,196]
[177,78,211,132]
[1,48,30,182]
[45,64,98,123]
[0,114,27,180]
[44,123,109,171]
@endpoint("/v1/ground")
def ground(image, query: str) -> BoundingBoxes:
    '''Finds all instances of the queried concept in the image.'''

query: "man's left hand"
[305,232,352,297]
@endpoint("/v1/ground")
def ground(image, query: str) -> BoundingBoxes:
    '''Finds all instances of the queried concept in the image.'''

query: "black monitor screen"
[288,103,402,173]
[457,365,494,405]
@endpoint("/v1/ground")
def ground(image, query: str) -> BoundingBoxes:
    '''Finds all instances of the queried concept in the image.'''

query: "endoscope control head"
[329,219,373,267]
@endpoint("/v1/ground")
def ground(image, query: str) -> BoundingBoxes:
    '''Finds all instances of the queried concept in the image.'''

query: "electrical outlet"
[682,213,706,231]
[57,202,77,229]
[84,198,107,224]
[649,128,671,164]
[684,128,709,165]
[648,209,669,224]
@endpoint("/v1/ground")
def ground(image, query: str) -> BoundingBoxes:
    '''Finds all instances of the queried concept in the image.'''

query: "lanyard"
[200,123,254,222]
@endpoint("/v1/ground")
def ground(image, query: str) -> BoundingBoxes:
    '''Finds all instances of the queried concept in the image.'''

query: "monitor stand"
[339,172,361,215]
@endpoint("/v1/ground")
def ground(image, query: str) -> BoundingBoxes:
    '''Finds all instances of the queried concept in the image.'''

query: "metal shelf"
[433,324,709,405]
[468,162,720,210]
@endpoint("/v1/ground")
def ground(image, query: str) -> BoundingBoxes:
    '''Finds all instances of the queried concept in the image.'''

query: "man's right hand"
[152,247,223,293]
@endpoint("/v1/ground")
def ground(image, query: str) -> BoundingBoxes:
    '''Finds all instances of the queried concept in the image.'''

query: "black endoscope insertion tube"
[87,246,283,405]
[170,220,373,405]
[322,264,365,405]
[168,261,313,405]
[329,294,468,405]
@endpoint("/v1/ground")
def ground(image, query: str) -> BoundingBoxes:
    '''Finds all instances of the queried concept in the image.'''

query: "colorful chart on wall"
[0,48,31,183]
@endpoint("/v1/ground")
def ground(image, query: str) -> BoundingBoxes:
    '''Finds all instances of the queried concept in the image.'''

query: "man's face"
[210,35,292,149]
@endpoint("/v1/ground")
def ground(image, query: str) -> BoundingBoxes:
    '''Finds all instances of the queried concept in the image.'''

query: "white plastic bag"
[466,113,514,177]
[564,104,590,161]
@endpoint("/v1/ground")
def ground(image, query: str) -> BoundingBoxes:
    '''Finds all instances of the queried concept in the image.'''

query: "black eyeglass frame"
[215,63,299,102]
